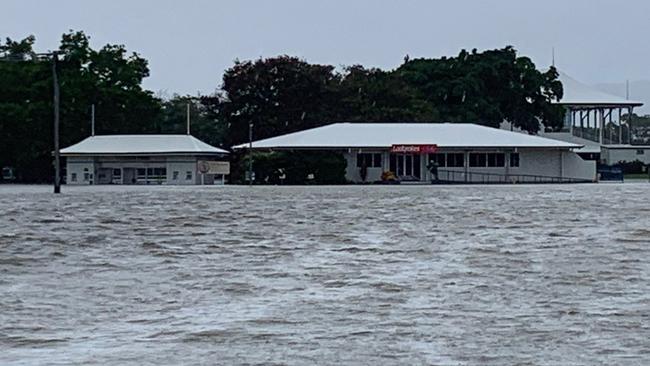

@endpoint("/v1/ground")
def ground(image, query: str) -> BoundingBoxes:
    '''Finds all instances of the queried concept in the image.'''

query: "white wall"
[562,152,597,181]
[342,148,595,183]
[603,147,650,164]
[167,159,198,185]
[66,157,95,185]
[66,156,207,185]
[515,149,562,177]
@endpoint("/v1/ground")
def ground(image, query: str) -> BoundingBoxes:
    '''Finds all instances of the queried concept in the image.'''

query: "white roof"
[61,135,229,156]
[233,123,583,150]
[554,71,643,107]
[538,132,602,154]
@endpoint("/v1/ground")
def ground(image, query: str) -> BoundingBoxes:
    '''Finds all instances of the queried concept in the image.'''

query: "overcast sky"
[3,0,650,96]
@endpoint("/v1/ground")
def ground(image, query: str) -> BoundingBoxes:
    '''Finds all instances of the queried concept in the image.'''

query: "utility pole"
[52,53,61,194]
[551,47,555,67]
[186,102,191,135]
[91,104,95,136]
[248,122,253,186]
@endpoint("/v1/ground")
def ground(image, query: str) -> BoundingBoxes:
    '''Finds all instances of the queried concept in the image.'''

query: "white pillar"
[628,106,634,144]
[618,108,623,144]
[598,109,604,144]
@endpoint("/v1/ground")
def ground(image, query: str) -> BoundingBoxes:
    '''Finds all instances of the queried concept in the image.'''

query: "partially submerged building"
[233,123,596,183]
[61,135,229,185]
[544,71,649,164]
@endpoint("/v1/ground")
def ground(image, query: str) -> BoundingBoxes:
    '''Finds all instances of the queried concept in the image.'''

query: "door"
[389,154,421,181]
[122,168,136,185]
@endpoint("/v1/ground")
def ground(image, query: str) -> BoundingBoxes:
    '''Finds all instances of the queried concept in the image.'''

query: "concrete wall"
[515,149,561,177]
[602,147,650,165]
[167,160,199,185]
[65,156,221,185]
[66,157,95,185]
[562,152,597,181]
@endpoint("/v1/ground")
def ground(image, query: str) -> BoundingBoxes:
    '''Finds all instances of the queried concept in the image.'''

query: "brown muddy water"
[0,184,649,365]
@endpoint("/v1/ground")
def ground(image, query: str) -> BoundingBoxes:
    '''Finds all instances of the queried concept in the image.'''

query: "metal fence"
[433,169,592,184]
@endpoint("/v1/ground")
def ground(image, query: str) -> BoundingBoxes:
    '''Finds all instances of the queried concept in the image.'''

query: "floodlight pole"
[52,53,61,193]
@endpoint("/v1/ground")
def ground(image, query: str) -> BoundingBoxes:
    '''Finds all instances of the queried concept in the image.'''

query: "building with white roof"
[61,134,230,185]
[233,123,596,183]
[546,71,649,165]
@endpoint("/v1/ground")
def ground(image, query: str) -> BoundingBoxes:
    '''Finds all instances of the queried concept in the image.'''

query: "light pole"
[51,53,61,193]
[1,51,61,193]
[248,122,253,186]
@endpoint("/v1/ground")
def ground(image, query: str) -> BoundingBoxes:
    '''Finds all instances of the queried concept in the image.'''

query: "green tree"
[396,47,564,133]
[338,64,436,122]
[0,31,162,182]
[159,95,228,149]
[216,56,342,146]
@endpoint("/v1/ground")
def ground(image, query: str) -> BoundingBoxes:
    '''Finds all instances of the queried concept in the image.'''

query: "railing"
[432,169,592,184]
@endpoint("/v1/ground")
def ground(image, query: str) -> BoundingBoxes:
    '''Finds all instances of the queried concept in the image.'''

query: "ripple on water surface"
[0,184,649,365]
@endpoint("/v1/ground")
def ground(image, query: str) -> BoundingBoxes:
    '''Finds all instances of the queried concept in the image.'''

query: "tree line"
[0,31,564,182]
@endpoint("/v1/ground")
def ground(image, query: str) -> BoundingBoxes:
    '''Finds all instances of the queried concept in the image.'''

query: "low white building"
[61,135,229,185]
[233,123,596,183]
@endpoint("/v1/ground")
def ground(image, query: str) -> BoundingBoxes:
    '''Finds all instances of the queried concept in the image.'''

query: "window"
[356,153,382,168]
[373,153,382,168]
[113,169,121,177]
[71,173,77,182]
[487,153,505,167]
[510,153,520,167]
[470,153,505,167]
[83,173,90,181]
[186,171,193,180]
[173,171,179,180]
[428,153,446,167]
[469,153,487,167]
[136,168,147,184]
[447,153,464,168]
[154,168,167,177]
[637,149,645,155]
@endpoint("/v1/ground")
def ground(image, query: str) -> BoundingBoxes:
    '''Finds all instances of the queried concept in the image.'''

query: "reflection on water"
[1,184,649,365]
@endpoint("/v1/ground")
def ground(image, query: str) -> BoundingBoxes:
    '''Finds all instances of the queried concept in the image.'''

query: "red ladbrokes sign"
[390,144,438,154]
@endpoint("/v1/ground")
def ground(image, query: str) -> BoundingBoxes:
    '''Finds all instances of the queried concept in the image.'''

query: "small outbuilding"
[233,122,596,184]
[61,134,229,185]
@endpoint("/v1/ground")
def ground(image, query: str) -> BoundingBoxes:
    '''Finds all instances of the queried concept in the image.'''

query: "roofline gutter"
[59,152,229,157]
[232,145,582,151]
[553,102,644,107]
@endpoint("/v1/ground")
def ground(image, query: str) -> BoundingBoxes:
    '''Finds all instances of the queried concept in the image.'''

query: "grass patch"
[625,174,650,180]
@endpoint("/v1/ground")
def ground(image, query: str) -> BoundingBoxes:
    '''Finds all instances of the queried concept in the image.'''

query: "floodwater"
[1,184,649,365]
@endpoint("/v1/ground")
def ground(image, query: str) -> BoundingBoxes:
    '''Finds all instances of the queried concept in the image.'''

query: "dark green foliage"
[216,47,564,148]
[395,47,564,132]
[0,31,161,182]
[158,95,228,149]
[235,151,347,185]
[617,160,648,174]
[215,56,343,147]
[338,65,436,122]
